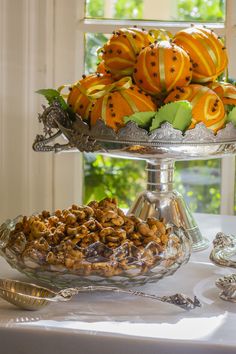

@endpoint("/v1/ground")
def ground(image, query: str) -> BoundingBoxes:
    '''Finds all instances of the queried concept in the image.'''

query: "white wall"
[0,0,83,223]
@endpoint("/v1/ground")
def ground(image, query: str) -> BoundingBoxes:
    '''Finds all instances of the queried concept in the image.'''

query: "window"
[77,0,236,214]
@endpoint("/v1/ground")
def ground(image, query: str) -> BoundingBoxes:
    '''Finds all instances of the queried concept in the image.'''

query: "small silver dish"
[210,232,236,268]
[215,274,236,302]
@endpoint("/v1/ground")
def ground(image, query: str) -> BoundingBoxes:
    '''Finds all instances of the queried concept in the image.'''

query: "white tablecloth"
[0,213,235,354]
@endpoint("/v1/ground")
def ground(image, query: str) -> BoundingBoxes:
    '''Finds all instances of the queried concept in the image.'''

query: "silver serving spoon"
[0,278,201,311]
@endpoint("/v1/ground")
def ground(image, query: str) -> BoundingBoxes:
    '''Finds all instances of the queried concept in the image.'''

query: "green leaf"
[225,104,235,114]
[36,88,68,110]
[227,106,236,126]
[150,100,192,132]
[124,111,156,129]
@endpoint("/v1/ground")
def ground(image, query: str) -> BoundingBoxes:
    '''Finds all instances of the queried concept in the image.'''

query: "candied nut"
[65,257,75,269]
[142,236,158,245]
[15,222,24,231]
[66,227,78,236]
[41,210,51,218]
[46,251,57,264]
[22,216,28,224]
[137,223,155,237]
[48,216,59,226]
[83,206,94,217]
[50,227,56,233]
[114,229,126,240]
[58,240,74,252]
[71,235,84,245]
[106,235,120,243]
[118,208,126,218]
[111,216,124,226]
[34,237,50,251]
[123,224,134,234]
[81,262,92,275]
[56,252,65,264]
[91,262,116,276]
[71,204,79,210]
[147,218,166,234]
[94,209,104,221]
[65,213,77,225]
[88,200,98,209]
[99,227,114,237]
[69,249,83,260]
[73,209,86,220]
[55,209,62,218]
[133,240,142,247]
[128,215,142,224]
[88,232,100,243]
[107,242,119,248]
[31,221,47,238]
[94,220,103,230]
[101,221,115,227]
[102,210,117,221]
[161,233,169,245]
[76,225,88,235]
[47,233,61,246]
[83,219,97,231]
[99,198,117,211]
[56,223,66,234]
[129,232,141,240]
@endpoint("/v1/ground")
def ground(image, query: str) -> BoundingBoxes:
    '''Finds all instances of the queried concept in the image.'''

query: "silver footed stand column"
[129,160,209,251]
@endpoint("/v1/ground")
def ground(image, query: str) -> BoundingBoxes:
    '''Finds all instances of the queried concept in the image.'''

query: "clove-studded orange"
[173,26,228,83]
[90,78,156,131]
[96,61,111,75]
[133,40,192,96]
[164,84,226,132]
[100,27,154,79]
[67,73,114,120]
[207,81,236,106]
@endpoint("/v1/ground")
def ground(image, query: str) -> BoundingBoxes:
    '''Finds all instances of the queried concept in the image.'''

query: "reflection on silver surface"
[32,102,236,251]
[128,161,209,252]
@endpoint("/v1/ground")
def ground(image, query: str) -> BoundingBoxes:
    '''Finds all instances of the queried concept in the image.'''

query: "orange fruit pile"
[62,25,234,133]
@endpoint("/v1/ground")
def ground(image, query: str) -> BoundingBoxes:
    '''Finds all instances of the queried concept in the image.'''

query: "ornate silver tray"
[34,102,236,159]
[33,102,236,252]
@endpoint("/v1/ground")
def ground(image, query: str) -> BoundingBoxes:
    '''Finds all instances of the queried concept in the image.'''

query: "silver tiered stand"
[33,102,236,251]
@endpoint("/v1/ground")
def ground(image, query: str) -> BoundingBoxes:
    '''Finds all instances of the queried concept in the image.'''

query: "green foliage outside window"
[177,0,225,21]
[83,0,227,214]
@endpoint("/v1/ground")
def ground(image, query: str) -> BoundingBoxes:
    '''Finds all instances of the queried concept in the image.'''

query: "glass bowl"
[0,215,191,288]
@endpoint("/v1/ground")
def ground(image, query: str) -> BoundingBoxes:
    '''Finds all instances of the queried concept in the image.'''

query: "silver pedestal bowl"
[33,102,236,251]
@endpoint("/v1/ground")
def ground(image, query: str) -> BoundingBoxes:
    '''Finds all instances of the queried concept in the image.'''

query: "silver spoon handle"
[58,286,201,311]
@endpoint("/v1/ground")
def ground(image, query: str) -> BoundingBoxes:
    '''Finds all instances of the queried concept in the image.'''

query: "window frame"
[77,0,236,215]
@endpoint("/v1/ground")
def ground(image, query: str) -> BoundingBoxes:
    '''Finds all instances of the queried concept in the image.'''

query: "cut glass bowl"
[0,216,191,288]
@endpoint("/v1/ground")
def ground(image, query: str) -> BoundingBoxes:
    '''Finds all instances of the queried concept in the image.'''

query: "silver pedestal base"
[128,161,209,252]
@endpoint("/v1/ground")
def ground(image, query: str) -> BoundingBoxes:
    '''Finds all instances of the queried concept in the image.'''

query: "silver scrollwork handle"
[32,131,71,153]
[58,286,201,311]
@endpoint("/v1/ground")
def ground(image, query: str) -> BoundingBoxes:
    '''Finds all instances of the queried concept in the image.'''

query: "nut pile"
[7,198,175,276]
